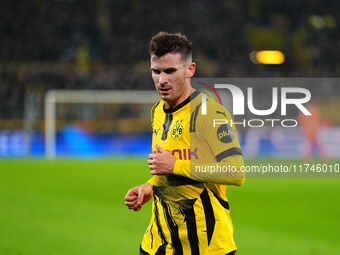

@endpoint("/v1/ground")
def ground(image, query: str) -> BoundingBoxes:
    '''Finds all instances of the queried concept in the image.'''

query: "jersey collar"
[163,90,200,114]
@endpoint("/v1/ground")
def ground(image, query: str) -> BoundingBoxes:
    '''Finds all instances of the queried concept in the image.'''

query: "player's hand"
[124,183,153,211]
[148,144,176,175]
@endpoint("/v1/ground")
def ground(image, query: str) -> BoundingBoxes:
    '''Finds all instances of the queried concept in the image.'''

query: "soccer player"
[124,32,245,255]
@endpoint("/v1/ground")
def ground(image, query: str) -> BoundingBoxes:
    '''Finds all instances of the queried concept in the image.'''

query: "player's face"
[151,52,195,107]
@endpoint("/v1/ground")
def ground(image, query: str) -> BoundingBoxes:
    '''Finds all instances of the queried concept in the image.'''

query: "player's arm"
[148,102,245,186]
[148,145,245,186]
[124,101,160,211]
[193,102,245,185]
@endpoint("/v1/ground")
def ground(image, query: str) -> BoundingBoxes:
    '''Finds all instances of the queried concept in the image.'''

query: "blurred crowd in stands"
[1,0,340,118]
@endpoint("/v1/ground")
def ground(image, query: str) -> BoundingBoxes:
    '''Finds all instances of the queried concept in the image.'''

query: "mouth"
[159,88,171,94]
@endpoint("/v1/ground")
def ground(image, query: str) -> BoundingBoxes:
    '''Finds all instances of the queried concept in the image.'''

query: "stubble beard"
[164,79,188,108]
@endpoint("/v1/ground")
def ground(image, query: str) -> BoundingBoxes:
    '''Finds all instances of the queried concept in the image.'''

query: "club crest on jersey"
[171,120,183,139]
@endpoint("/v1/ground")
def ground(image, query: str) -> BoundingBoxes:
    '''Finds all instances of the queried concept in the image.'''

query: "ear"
[185,62,196,78]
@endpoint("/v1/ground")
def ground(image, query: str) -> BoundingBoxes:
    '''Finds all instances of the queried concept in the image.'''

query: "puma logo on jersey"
[153,128,160,136]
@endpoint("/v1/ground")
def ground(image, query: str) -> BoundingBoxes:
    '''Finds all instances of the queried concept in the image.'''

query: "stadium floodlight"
[249,50,285,64]
[44,90,158,158]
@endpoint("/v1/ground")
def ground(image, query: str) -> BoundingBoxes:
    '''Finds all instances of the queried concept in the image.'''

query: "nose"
[159,72,168,85]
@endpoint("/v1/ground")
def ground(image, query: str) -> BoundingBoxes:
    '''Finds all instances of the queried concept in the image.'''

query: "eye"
[164,68,176,74]
[152,69,160,74]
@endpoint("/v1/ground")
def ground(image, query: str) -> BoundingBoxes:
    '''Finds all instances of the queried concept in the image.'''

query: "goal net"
[44,90,158,158]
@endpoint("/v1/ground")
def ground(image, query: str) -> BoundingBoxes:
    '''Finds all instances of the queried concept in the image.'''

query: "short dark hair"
[149,32,192,61]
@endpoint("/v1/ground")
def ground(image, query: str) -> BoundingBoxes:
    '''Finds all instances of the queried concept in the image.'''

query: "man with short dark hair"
[125,32,245,255]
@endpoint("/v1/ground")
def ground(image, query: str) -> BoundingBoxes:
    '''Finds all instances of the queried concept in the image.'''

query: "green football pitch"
[0,159,339,255]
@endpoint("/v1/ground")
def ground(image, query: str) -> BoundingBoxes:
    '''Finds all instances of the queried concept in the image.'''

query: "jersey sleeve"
[172,99,245,185]
[197,102,242,161]
[150,100,160,128]
[146,101,161,187]
[146,176,158,186]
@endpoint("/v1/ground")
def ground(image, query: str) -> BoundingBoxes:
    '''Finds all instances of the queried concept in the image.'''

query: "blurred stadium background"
[1,1,340,254]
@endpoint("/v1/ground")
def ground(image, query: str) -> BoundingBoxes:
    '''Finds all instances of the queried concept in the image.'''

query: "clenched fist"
[124,183,153,211]
[148,144,176,175]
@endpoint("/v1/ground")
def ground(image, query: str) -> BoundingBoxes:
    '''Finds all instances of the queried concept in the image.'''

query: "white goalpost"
[44,90,158,158]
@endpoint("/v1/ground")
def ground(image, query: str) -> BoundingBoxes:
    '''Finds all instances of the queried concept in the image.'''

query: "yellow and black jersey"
[141,90,244,255]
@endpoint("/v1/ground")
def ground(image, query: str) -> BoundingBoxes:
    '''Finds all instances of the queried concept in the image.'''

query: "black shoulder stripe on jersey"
[216,147,242,162]
[153,197,168,247]
[190,103,201,133]
[160,200,183,255]
[200,189,215,245]
[182,199,200,255]
[151,101,160,125]
[212,192,230,210]
[167,175,202,186]
[161,113,173,141]
[140,246,150,255]
[190,112,195,132]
